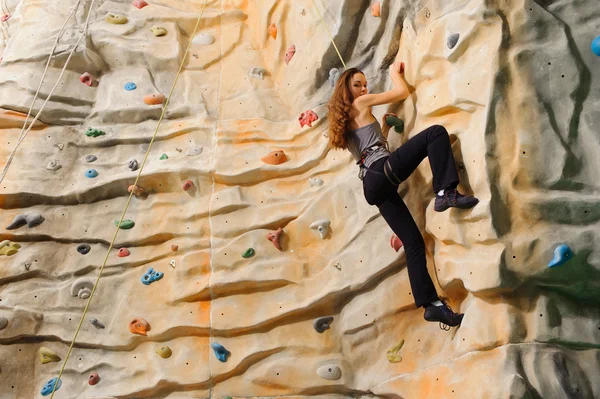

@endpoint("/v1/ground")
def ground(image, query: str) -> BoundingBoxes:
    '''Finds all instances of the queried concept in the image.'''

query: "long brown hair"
[327,68,364,150]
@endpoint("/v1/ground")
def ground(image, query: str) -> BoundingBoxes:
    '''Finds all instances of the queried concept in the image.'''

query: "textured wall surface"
[0,0,599,398]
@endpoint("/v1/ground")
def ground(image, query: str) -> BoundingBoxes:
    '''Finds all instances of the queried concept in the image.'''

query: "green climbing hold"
[159,154,168,160]
[385,115,404,134]
[85,128,106,137]
[223,397,232,399]
[242,248,255,258]
[115,220,135,229]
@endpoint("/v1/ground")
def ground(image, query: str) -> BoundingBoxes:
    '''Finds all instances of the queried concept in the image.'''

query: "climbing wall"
[1,0,600,397]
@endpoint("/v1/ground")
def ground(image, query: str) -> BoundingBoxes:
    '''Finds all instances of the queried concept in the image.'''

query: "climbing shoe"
[434,187,479,212]
[424,300,464,330]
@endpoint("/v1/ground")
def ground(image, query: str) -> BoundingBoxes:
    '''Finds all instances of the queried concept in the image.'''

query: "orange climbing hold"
[144,93,165,105]
[128,185,145,197]
[182,180,194,191]
[261,150,287,165]
[266,227,284,251]
[371,1,381,17]
[117,248,130,257]
[390,234,403,252]
[132,0,148,8]
[268,23,277,39]
[170,244,178,252]
[129,318,151,335]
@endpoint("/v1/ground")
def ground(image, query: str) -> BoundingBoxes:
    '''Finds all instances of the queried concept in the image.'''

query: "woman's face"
[350,72,368,99]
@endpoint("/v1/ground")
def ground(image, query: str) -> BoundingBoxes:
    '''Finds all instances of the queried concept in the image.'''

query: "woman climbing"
[327,61,479,330]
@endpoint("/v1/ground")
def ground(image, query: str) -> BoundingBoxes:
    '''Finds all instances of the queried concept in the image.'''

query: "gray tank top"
[346,120,391,168]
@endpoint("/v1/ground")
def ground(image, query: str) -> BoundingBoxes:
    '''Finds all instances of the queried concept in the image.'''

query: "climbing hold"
[128,185,145,197]
[105,13,128,24]
[169,259,176,268]
[316,364,341,380]
[85,155,97,163]
[46,160,62,171]
[386,339,405,363]
[85,128,105,137]
[117,248,130,257]
[141,267,164,285]
[266,227,283,251]
[299,110,319,128]
[242,248,255,258]
[310,218,331,239]
[128,159,139,171]
[151,26,167,36]
[77,244,91,254]
[183,180,194,191]
[268,23,277,39]
[447,33,460,49]
[0,316,8,330]
[40,347,61,364]
[592,36,600,56]
[261,150,287,165]
[223,397,232,399]
[210,342,231,362]
[385,114,404,133]
[284,45,296,64]
[1,14,10,22]
[329,68,341,87]
[192,33,215,45]
[424,7,431,18]
[115,219,135,229]
[333,262,341,270]
[156,346,172,358]
[79,72,95,86]
[144,93,165,105]
[309,177,324,187]
[132,0,148,9]
[124,82,137,91]
[0,240,20,256]
[40,377,62,396]
[371,1,381,17]
[90,318,105,329]
[170,244,178,251]
[54,143,64,150]
[85,169,98,178]
[71,278,94,299]
[390,234,403,252]
[88,372,100,385]
[313,316,334,333]
[6,212,44,229]
[249,67,266,80]
[186,147,203,156]
[176,147,182,152]
[129,318,151,335]
[548,244,573,268]
[159,153,168,160]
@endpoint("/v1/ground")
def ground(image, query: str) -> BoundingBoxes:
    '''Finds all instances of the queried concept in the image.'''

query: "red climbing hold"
[132,0,148,9]
[183,180,194,191]
[285,45,296,64]
[170,244,178,252]
[1,14,10,22]
[268,23,277,39]
[390,234,403,252]
[79,72,94,87]
[299,110,319,128]
[266,227,284,251]
[117,248,130,257]
[88,372,100,385]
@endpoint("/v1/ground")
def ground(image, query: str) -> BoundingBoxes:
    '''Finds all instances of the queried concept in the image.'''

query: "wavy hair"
[327,68,364,150]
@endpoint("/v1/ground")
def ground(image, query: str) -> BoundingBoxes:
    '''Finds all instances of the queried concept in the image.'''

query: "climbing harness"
[357,143,403,187]
[48,1,209,397]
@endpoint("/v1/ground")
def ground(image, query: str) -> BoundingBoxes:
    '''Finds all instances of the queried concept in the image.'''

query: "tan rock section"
[0,0,599,398]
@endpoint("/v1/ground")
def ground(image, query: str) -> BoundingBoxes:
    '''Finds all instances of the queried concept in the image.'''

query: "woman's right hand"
[390,61,404,77]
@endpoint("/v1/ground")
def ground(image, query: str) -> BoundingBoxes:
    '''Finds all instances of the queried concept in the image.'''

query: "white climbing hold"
[309,177,323,187]
[54,143,64,150]
[317,364,341,380]
[329,68,341,87]
[70,278,94,299]
[0,316,8,330]
[186,147,203,156]
[169,259,176,268]
[192,33,215,45]
[175,148,182,152]
[46,160,62,171]
[249,67,266,80]
[310,219,330,239]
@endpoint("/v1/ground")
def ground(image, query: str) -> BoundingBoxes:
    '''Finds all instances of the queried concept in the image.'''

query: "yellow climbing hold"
[0,240,21,256]
[151,26,167,37]
[40,347,62,364]
[386,339,404,363]
[156,346,172,358]
[105,13,128,24]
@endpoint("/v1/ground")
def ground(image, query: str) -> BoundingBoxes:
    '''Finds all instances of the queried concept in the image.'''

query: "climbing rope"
[0,0,85,185]
[48,1,208,397]
[311,0,347,70]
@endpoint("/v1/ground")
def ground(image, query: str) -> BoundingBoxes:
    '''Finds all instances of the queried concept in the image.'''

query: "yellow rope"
[48,1,208,396]
[311,0,347,70]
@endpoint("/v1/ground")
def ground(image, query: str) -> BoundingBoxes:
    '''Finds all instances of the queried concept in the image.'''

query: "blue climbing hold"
[41,377,62,396]
[548,244,573,268]
[592,36,600,56]
[85,169,98,178]
[141,267,164,285]
[210,342,230,362]
[124,82,137,91]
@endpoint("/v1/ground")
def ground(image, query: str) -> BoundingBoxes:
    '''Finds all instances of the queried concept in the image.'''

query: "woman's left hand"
[383,113,397,125]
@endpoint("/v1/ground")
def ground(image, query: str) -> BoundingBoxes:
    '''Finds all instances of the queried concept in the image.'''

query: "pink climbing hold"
[117,248,130,257]
[79,72,94,87]
[266,227,284,251]
[285,45,296,65]
[183,180,194,191]
[132,0,148,9]
[144,93,165,105]
[1,14,10,22]
[299,110,319,128]
[390,234,403,252]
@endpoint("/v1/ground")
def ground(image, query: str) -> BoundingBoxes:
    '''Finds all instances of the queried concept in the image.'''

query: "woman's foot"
[424,300,464,330]
[434,187,479,212]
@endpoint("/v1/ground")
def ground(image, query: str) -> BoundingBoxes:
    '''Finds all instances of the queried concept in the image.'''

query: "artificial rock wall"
[0,0,599,398]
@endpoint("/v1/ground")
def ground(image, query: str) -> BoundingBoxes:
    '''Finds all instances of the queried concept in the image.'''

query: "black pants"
[362,125,459,308]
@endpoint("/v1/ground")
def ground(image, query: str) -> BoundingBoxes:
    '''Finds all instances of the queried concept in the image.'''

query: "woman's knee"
[430,124,448,138]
